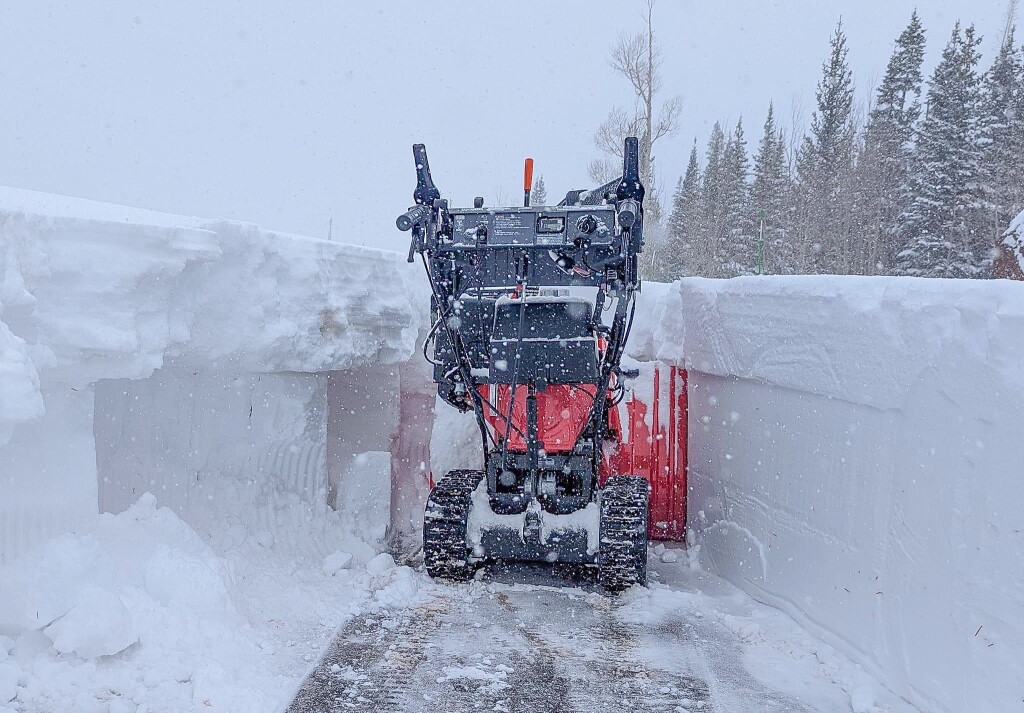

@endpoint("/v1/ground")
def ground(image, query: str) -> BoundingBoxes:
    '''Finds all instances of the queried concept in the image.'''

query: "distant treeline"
[649,12,1024,280]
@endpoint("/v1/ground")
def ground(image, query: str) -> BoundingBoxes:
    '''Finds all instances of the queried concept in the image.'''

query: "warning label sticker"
[493,213,529,238]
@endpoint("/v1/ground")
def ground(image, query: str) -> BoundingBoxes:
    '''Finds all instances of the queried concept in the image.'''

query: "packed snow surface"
[286,556,918,712]
[642,275,1024,713]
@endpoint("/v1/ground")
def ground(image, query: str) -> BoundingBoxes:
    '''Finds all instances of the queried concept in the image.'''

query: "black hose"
[582,292,637,472]
[419,255,529,448]
[422,313,445,365]
[420,255,494,454]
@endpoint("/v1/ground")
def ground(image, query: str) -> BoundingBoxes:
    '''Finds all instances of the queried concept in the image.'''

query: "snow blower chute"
[397,138,649,591]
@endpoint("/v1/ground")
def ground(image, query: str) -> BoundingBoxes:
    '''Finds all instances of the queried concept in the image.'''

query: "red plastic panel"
[481,384,597,453]
[475,365,688,542]
[606,365,688,541]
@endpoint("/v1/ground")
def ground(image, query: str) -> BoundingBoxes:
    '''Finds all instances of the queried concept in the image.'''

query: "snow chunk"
[540,501,599,556]
[373,567,421,608]
[0,532,117,632]
[438,663,510,694]
[366,553,396,576]
[43,588,137,659]
[0,485,403,711]
[850,683,878,713]
[337,451,392,545]
[323,550,353,576]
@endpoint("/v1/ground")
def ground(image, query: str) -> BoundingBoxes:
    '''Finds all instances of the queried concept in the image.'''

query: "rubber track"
[598,475,650,592]
[423,469,484,582]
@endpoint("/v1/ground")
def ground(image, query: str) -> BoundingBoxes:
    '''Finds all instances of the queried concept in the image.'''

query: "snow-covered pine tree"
[698,122,728,277]
[1013,42,1024,220]
[794,21,858,274]
[857,11,926,274]
[531,175,548,206]
[751,103,791,273]
[896,23,987,277]
[980,21,1024,248]
[720,119,754,275]
[661,141,701,280]
[651,175,687,281]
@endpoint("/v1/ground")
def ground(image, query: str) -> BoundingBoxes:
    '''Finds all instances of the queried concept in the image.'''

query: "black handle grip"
[412,144,441,206]
[616,136,645,202]
[623,137,639,180]
[397,205,430,232]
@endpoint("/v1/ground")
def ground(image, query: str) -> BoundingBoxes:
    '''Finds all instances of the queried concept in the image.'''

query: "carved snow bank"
[645,275,1024,713]
[0,186,425,561]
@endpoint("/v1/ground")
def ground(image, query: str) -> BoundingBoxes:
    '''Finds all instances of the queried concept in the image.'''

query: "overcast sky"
[0,1,1010,251]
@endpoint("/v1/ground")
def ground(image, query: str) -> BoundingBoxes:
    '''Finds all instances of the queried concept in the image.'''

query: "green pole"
[757,209,765,275]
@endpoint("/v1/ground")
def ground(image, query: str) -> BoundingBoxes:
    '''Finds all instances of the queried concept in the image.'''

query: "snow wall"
[6,183,1021,710]
[0,187,429,563]
[637,276,1024,713]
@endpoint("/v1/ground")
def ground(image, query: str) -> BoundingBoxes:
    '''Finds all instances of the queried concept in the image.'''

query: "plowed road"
[287,556,906,713]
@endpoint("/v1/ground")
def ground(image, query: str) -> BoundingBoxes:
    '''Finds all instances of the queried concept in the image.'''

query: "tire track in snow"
[491,589,711,712]
[286,599,448,712]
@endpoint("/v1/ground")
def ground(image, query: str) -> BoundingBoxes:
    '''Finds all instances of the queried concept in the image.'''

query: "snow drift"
[642,275,1024,713]
[0,488,428,712]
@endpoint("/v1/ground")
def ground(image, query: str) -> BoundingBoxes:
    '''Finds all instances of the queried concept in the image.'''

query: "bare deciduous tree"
[587,158,619,185]
[591,0,682,219]
[1002,0,1020,45]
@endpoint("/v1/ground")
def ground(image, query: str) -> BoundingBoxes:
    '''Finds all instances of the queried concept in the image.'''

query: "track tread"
[598,475,650,593]
[423,469,484,582]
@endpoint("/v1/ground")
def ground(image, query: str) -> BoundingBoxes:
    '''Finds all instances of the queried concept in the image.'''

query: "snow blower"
[397,138,649,592]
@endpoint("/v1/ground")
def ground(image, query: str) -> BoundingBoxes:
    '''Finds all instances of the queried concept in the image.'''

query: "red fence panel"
[607,364,687,541]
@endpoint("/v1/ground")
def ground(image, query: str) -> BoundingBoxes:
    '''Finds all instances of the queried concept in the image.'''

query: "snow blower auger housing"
[398,138,650,592]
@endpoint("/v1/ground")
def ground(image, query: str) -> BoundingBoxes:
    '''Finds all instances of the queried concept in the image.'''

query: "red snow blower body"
[398,139,651,591]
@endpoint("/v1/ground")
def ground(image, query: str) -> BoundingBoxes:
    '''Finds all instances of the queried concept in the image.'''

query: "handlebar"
[396,204,431,232]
